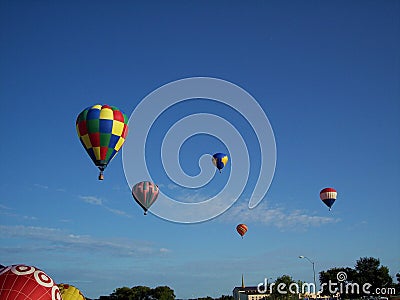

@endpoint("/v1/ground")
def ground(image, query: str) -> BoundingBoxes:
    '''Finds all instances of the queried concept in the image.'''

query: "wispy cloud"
[0,204,38,221]
[33,183,49,189]
[0,204,11,210]
[220,200,339,229]
[167,183,182,190]
[105,207,131,217]
[78,196,132,218]
[80,195,103,205]
[174,192,209,203]
[0,225,169,256]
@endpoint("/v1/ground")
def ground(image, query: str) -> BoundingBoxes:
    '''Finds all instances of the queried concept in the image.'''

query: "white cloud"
[79,196,132,218]
[79,195,103,205]
[220,200,339,229]
[0,204,11,210]
[0,225,169,256]
[174,192,209,203]
[0,204,38,221]
[33,183,49,189]
[105,207,132,218]
[167,183,182,190]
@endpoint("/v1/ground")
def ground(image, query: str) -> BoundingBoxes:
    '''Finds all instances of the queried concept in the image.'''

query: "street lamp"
[299,255,316,295]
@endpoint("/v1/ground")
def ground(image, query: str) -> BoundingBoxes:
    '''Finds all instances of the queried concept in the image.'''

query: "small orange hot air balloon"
[236,224,248,239]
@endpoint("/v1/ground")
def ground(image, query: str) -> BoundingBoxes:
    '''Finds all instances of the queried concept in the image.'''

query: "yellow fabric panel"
[92,146,101,160]
[81,134,92,149]
[91,104,102,110]
[114,137,125,151]
[99,107,114,120]
[112,120,124,136]
[221,156,229,165]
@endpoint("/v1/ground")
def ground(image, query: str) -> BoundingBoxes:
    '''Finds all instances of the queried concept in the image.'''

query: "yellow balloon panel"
[58,284,85,300]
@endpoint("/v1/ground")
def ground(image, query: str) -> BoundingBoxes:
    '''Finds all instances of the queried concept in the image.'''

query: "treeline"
[189,296,233,300]
[94,285,233,300]
[93,257,399,300]
[97,285,175,300]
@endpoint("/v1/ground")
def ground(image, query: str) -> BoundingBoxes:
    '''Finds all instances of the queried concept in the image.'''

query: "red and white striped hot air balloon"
[320,187,337,211]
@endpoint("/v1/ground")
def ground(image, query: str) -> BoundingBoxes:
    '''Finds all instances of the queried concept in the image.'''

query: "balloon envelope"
[58,283,85,300]
[0,264,61,300]
[236,224,248,238]
[132,181,159,214]
[212,153,229,172]
[76,104,128,179]
[320,187,337,210]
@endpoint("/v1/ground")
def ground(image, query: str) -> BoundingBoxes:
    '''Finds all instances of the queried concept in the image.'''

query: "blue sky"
[1,0,399,299]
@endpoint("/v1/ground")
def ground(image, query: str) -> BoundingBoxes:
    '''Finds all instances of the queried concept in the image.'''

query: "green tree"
[131,286,152,300]
[319,267,357,298]
[270,275,299,300]
[354,257,392,296]
[150,286,175,300]
[111,286,135,299]
[110,286,152,300]
[318,257,394,298]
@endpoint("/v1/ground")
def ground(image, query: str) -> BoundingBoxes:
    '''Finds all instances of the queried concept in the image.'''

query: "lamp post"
[299,255,316,295]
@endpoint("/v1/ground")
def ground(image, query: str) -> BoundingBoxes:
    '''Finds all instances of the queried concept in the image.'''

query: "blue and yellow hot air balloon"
[76,104,128,180]
[212,153,229,173]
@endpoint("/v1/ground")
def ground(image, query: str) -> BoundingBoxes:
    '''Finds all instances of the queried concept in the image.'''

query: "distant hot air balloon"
[320,187,337,211]
[76,104,129,180]
[0,264,61,300]
[236,224,248,239]
[58,283,86,300]
[212,153,229,173]
[132,181,159,215]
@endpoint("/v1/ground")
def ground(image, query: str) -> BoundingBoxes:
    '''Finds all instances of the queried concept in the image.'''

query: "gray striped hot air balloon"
[132,181,159,215]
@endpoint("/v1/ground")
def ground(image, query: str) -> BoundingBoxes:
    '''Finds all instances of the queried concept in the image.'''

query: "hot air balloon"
[58,283,86,300]
[76,104,129,180]
[0,264,61,300]
[236,224,248,239]
[320,187,337,210]
[212,153,228,173]
[132,181,159,215]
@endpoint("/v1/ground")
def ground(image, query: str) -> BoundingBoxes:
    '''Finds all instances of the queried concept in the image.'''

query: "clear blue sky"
[1,1,399,299]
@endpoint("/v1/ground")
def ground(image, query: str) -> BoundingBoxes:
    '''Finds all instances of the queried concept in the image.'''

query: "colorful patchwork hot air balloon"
[0,264,61,300]
[320,187,337,211]
[212,153,229,173]
[132,181,159,215]
[236,224,248,239]
[58,283,85,300]
[76,104,128,180]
